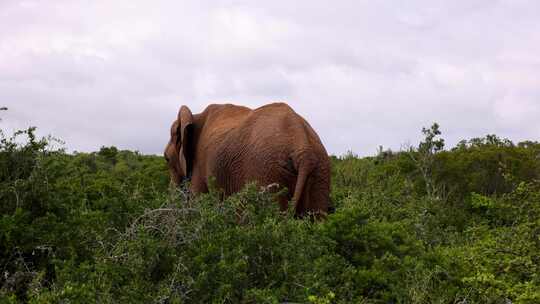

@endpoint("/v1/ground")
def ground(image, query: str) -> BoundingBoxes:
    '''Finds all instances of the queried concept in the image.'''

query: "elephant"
[164,102,331,217]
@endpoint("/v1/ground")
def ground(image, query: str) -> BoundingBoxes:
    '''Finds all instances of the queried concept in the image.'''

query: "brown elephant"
[164,102,331,217]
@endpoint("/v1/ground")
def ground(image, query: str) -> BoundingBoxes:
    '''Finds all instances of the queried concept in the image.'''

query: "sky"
[1,0,539,156]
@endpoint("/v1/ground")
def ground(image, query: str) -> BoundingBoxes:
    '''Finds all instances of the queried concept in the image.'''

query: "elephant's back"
[202,103,253,130]
[234,102,329,177]
[196,104,253,147]
[245,102,327,155]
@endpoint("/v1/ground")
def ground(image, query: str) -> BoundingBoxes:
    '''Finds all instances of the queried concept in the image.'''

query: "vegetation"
[1,118,539,303]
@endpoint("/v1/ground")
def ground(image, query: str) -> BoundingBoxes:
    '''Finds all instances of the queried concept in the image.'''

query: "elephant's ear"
[177,105,194,178]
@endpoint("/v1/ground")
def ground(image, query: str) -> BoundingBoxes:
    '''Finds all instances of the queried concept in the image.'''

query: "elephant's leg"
[189,171,208,194]
[277,191,289,212]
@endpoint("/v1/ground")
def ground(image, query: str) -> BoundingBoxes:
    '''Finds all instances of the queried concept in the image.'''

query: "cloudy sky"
[1,0,539,155]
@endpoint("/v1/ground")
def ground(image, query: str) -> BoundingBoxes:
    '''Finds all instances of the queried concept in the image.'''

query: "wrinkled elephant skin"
[164,102,331,217]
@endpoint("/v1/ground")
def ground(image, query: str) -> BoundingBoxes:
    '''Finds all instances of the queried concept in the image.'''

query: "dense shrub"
[1,122,539,303]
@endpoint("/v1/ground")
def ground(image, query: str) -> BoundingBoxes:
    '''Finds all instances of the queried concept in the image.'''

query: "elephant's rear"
[280,114,331,216]
[291,144,331,217]
[245,102,332,217]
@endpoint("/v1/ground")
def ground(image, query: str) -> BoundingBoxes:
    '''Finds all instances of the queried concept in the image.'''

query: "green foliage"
[1,123,540,303]
[0,126,168,302]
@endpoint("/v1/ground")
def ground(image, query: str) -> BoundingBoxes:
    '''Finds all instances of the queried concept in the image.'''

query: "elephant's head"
[164,106,194,186]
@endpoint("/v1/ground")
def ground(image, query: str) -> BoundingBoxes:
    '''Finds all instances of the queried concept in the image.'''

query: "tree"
[410,123,445,199]
[0,107,7,122]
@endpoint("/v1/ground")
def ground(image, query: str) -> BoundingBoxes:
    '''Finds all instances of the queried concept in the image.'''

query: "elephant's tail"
[290,156,317,216]
[291,160,311,214]
[291,153,330,217]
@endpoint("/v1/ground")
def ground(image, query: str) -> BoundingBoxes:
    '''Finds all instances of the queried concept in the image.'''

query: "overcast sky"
[1,0,539,155]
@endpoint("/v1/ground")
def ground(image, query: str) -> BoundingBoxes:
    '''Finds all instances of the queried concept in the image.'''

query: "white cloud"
[1,0,540,155]
[494,93,540,125]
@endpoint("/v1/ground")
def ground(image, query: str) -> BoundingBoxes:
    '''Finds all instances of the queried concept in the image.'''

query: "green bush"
[1,122,539,303]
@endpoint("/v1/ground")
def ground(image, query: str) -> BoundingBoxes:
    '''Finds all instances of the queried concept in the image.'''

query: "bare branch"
[129,207,198,230]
